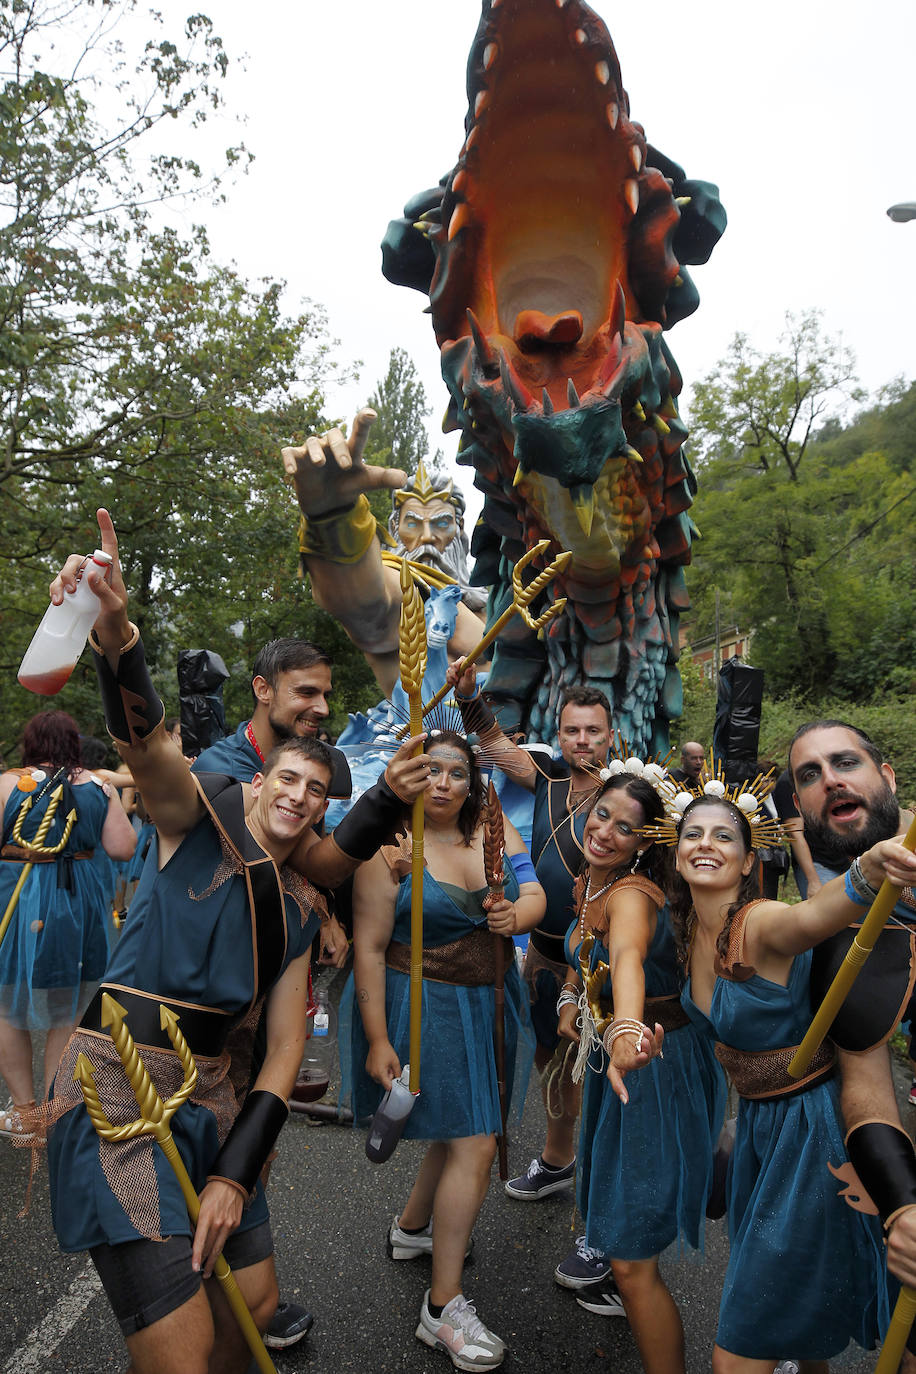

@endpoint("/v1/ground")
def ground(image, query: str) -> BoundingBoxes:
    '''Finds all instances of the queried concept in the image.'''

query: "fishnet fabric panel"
[279,866,327,927]
[189,830,244,900]
[21,1031,235,1240]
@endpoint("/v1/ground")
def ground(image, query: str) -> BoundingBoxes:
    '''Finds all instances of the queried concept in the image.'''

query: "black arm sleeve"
[331,776,407,861]
[847,1120,916,1227]
[90,625,164,747]
[208,1089,289,1197]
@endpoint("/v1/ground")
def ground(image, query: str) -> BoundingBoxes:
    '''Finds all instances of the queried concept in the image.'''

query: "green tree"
[689,310,864,481]
[363,346,438,478]
[0,0,380,753]
[683,369,916,703]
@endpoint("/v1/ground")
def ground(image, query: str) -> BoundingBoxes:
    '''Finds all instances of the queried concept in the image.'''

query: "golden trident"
[397,539,572,736]
[399,562,427,1095]
[74,993,277,1374]
[0,781,77,954]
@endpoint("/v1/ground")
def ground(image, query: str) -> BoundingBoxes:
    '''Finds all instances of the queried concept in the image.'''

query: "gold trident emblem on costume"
[75,994,277,1374]
[0,782,77,954]
[399,539,573,733]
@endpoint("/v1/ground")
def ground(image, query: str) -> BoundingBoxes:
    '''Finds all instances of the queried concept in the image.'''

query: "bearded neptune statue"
[380,0,726,752]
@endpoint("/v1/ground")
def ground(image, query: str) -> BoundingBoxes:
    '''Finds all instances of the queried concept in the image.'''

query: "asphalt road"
[0,1030,904,1374]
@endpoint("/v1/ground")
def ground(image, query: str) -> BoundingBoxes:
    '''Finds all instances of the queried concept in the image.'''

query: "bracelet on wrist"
[601,1018,650,1056]
[843,869,872,908]
[848,856,880,903]
[297,495,378,566]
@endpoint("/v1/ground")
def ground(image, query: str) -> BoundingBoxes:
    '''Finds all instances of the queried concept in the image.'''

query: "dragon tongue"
[515,309,584,350]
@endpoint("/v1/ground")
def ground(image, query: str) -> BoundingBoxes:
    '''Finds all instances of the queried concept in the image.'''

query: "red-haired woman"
[0,711,136,1135]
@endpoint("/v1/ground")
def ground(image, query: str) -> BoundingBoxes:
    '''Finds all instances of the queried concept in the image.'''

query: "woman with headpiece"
[0,710,136,1137]
[670,787,916,1371]
[556,770,726,1373]
[349,728,543,1371]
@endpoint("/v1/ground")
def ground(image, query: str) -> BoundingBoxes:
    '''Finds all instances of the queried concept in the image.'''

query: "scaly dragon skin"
[382,0,726,753]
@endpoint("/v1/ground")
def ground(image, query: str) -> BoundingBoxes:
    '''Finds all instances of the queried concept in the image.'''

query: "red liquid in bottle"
[17,664,76,696]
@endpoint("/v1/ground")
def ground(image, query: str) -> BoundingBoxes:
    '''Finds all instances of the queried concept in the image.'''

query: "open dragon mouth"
[433,0,668,402]
[380,0,726,750]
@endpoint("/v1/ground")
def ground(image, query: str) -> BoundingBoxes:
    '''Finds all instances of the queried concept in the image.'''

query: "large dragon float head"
[382,0,726,752]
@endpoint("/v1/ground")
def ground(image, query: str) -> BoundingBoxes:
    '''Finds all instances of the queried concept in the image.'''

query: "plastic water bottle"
[365,1063,417,1163]
[18,550,113,695]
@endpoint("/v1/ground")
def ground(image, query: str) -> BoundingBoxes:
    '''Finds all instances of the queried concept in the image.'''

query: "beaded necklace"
[578,868,623,938]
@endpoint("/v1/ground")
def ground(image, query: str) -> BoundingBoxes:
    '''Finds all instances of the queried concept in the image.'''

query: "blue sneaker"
[504,1155,575,1200]
[554,1236,611,1289]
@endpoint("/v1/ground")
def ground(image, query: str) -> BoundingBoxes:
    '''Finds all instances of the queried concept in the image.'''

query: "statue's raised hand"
[282,409,408,518]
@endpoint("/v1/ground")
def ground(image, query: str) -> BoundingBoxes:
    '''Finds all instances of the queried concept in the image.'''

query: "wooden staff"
[395,540,572,737]
[75,994,277,1374]
[483,781,509,1179]
[0,779,76,954]
[788,814,916,1080]
[399,562,428,1095]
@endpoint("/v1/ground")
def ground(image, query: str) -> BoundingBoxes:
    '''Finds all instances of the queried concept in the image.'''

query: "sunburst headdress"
[637,752,785,850]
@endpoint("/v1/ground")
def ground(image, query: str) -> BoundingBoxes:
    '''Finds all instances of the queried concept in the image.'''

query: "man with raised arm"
[787,720,916,1368]
[40,510,430,1374]
[282,410,486,700]
[446,657,622,1301]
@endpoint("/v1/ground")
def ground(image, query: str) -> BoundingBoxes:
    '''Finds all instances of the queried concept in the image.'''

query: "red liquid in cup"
[18,664,76,696]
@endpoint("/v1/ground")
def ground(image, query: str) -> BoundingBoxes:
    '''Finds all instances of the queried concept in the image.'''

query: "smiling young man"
[38,511,431,1374]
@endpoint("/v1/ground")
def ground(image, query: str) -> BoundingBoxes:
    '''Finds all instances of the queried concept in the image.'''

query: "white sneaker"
[416,1291,505,1370]
[388,1216,433,1260]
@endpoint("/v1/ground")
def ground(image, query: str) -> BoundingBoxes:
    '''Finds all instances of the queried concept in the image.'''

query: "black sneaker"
[575,1282,627,1318]
[554,1235,611,1288]
[264,1301,314,1349]
[504,1156,575,1200]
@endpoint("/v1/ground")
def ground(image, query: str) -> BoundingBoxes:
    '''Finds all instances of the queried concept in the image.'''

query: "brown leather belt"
[598,992,691,1033]
[1,845,93,863]
[385,927,512,987]
[81,984,232,1059]
[714,1038,836,1100]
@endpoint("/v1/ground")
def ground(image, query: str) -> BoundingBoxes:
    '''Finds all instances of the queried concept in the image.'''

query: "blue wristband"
[844,868,871,907]
[508,851,537,885]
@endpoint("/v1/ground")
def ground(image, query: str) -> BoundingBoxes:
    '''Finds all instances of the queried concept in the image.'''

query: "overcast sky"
[154,0,915,520]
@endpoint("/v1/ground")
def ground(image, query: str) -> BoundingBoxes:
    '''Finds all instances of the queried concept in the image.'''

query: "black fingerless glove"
[208,1089,289,1198]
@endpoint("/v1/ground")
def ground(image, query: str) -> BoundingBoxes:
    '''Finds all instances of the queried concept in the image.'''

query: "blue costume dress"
[47,785,319,1252]
[682,901,891,1359]
[0,774,114,1029]
[347,849,535,1139]
[567,876,726,1259]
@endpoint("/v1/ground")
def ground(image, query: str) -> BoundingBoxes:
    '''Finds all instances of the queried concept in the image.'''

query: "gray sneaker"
[554,1235,611,1288]
[504,1155,575,1200]
[416,1291,505,1371]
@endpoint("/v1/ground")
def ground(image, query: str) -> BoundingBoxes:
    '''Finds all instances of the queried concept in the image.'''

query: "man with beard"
[670,740,705,785]
[788,720,916,1363]
[384,458,488,615]
[282,410,487,700]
